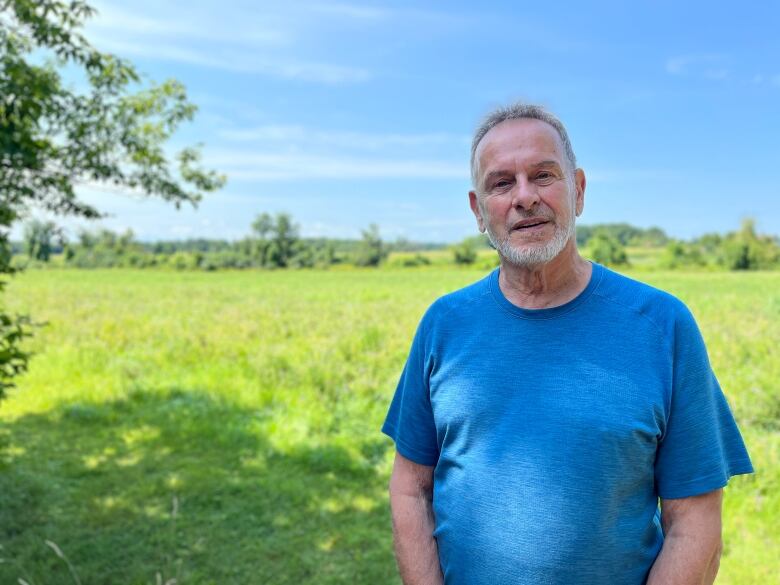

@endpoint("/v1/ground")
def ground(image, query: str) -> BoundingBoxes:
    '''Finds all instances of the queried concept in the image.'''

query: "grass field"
[1,267,778,584]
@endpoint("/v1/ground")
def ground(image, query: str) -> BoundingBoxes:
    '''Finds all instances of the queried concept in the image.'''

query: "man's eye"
[493,180,511,190]
[536,172,555,183]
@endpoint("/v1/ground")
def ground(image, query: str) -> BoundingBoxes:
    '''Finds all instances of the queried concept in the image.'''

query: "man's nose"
[510,177,540,210]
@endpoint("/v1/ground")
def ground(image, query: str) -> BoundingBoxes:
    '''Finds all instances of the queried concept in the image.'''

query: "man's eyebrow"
[482,161,562,186]
[482,170,509,185]
[531,160,563,169]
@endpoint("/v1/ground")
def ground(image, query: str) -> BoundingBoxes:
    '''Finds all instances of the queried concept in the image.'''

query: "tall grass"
[0,268,777,583]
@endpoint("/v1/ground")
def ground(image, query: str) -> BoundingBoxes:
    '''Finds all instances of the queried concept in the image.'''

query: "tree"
[250,212,300,268]
[268,213,299,268]
[0,0,226,401]
[313,241,336,267]
[691,232,723,264]
[354,224,387,267]
[659,240,705,269]
[576,223,669,248]
[63,228,145,268]
[251,213,274,240]
[452,237,478,265]
[586,232,628,266]
[721,218,780,270]
[23,219,62,261]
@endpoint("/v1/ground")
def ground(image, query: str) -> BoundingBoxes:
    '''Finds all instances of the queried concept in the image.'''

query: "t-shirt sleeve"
[654,305,754,499]
[381,316,439,466]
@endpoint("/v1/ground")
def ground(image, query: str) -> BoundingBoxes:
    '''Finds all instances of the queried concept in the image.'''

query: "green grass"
[1,268,777,584]
[624,245,664,268]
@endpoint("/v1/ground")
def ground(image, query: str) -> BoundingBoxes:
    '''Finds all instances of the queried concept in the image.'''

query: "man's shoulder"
[593,264,697,337]
[421,270,495,327]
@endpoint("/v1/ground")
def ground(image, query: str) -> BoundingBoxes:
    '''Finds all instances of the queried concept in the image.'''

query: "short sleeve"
[654,306,754,499]
[381,317,439,466]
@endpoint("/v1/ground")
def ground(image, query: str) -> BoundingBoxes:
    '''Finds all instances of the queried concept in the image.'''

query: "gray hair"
[470,103,577,190]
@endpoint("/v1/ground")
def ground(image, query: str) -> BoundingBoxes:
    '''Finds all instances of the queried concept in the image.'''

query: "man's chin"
[499,247,552,267]
[495,238,570,267]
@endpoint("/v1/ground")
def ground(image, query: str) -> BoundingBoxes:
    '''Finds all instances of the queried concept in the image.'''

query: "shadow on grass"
[0,389,396,585]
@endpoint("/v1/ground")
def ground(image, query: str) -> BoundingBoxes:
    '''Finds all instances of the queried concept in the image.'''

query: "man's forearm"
[646,531,722,585]
[390,491,444,585]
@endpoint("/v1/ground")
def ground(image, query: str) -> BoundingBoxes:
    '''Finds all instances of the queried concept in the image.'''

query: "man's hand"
[388,451,444,585]
[646,489,723,585]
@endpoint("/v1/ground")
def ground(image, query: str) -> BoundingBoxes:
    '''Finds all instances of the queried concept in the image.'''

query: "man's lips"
[512,218,550,230]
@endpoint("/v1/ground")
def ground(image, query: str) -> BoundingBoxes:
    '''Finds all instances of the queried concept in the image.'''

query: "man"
[381,103,754,585]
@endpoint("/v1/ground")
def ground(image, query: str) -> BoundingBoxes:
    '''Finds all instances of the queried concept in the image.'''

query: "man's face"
[469,118,585,267]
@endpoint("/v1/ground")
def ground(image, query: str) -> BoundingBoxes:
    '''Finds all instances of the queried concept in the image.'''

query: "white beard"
[483,205,575,268]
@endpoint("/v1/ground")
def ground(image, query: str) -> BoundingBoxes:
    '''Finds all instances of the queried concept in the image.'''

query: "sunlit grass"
[1,268,777,583]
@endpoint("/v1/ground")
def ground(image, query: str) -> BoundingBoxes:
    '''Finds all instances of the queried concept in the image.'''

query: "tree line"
[658,219,780,270]
[14,215,780,272]
[16,213,392,270]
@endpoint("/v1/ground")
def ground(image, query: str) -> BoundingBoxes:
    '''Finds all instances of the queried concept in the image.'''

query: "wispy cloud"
[208,122,470,180]
[309,2,390,20]
[91,3,291,46]
[703,68,729,80]
[206,150,468,181]
[88,36,370,83]
[86,1,371,84]
[219,125,470,150]
[308,2,479,30]
[665,54,731,80]
[669,56,780,90]
[748,73,780,87]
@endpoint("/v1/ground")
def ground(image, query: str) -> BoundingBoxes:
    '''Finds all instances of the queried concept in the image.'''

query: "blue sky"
[21,0,780,243]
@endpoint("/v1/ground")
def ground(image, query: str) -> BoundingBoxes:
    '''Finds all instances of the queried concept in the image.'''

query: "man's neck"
[498,242,592,310]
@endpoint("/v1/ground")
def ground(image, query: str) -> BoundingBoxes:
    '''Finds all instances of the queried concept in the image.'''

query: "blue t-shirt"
[382,262,754,585]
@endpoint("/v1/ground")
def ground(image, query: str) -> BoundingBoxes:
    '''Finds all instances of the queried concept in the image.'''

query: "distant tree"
[168,251,199,271]
[659,241,685,269]
[247,212,307,268]
[659,240,705,269]
[721,218,780,270]
[251,213,274,240]
[288,241,316,268]
[586,232,629,266]
[63,228,145,268]
[452,237,478,265]
[272,214,300,266]
[23,220,62,261]
[354,224,387,267]
[635,227,669,247]
[401,253,431,267]
[392,236,412,252]
[577,223,668,248]
[313,241,336,267]
[692,233,723,263]
[721,239,749,270]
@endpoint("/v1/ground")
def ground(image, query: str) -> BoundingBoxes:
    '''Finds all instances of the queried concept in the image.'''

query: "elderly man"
[381,103,753,585]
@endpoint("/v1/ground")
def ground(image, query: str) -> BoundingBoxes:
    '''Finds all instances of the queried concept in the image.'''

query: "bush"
[720,219,780,270]
[452,239,477,265]
[586,232,629,266]
[354,224,387,267]
[659,241,706,269]
[401,254,431,267]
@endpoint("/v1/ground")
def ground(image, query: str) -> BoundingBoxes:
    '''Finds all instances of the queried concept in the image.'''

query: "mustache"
[508,207,555,225]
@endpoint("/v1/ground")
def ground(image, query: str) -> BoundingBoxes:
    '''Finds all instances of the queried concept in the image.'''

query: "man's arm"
[388,451,444,585]
[646,489,723,585]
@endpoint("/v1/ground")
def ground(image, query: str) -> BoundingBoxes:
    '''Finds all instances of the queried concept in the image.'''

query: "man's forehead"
[477,118,566,167]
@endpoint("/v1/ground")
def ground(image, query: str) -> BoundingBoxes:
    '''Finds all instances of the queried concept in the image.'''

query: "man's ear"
[574,169,586,217]
[469,191,486,232]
